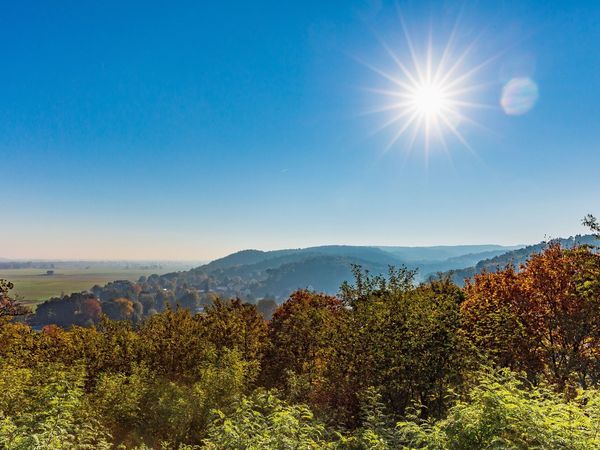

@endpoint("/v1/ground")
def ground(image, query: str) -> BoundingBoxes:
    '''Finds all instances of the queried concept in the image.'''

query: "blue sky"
[1,0,599,260]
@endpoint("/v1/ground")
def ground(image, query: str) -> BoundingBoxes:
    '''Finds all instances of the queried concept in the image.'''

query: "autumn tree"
[461,265,543,377]
[261,290,346,405]
[462,243,600,388]
[102,297,136,321]
[33,293,101,328]
[524,244,600,387]
[0,279,29,319]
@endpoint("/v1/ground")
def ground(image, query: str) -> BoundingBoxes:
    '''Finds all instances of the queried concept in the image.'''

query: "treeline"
[1,241,600,448]
[30,275,279,328]
[0,261,57,269]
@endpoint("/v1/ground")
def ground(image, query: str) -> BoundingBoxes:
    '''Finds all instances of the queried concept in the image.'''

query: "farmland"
[0,266,186,308]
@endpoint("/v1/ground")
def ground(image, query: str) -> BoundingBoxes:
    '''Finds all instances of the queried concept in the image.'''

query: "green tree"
[138,307,209,380]
[90,350,251,447]
[583,214,600,240]
[261,290,346,408]
[204,390,333,450]
[398,369,600,449]
[202,298,268,364]
[0,363,111,450]
[339,268,467,421]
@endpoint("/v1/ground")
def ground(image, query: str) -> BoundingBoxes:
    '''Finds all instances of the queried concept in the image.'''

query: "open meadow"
[0,267,177,308]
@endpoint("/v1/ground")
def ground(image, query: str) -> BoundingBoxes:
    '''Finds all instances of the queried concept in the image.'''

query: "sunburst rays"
[359,15,494,161]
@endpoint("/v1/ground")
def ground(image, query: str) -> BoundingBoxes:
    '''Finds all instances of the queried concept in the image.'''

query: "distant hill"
[378,245,522,263]
[186,243,522,299]
[446,234,598,286]
[418,249,523,278]
[200,249,300,271]
[202,246,401,273]
[253,254,396,298]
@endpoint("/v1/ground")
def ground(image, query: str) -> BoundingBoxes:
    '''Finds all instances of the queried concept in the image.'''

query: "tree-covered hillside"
[447,234,597,285]
[378,244,521,262]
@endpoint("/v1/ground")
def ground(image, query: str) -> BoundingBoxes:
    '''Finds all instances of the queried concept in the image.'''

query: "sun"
[360,19,493,158]
[412,82,447,116]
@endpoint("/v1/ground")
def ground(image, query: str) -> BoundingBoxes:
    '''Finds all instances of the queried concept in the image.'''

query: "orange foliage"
[462,243,600,387]
[114,297,135,318]
[81,297,102,321]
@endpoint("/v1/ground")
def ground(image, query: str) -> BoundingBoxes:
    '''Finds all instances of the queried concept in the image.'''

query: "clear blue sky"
[1,0,599,260]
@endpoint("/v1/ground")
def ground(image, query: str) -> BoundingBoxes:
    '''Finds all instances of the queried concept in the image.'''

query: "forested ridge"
[1,219,600,448]
[447,233,598,286]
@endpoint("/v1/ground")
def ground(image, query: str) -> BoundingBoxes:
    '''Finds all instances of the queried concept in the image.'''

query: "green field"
[0,268,170,307]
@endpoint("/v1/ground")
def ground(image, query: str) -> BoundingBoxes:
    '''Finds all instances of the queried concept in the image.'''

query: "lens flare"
[501,77,539,115]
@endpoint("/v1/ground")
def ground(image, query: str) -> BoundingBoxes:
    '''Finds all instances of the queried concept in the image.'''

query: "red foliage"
[81,297,102,322]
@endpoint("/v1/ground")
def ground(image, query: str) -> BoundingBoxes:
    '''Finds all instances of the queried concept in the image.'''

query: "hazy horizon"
[2,1,599,261]
[2,212,593,262]
[0,235,579,262]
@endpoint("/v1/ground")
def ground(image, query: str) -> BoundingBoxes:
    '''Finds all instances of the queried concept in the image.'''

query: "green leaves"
[583,214,600,239]
[398,369,600,449]
[89,350,251,447]
[204,390,331,449]
[0,363,111,450]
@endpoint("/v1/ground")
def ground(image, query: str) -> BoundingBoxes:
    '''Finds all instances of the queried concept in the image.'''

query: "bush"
[90,349,251,447]
[0,363,111,450]
[204,390,333,449]
[398,369,600,449]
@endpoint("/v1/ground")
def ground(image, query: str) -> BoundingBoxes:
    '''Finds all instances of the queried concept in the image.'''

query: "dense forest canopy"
[1,223,600,448]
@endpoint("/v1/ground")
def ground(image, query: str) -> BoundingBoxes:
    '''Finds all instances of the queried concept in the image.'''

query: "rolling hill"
[446,234,598,285]
[185,243,522,299]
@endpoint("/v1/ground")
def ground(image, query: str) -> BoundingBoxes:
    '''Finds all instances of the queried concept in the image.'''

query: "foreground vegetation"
[1,225,600,449]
